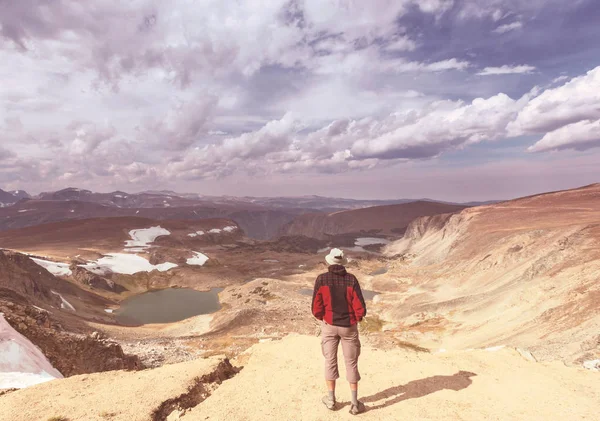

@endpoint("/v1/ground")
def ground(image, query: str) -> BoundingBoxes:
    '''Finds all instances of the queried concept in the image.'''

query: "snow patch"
[124,247,148,253]
[583,359,600,371]
[187,230,205,237]
[50,291,76,312]
[17,209,30,213]
[104,309,114,314]
[125,226,170,250]
[223,226,237,232]
[208,228,222,234]
[31,258,72,276]
[187,252,209,266]
[0,314,64,389]
[80,253,177,275]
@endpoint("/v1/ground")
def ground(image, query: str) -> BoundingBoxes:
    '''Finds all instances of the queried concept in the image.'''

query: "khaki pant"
[321,321,361,382]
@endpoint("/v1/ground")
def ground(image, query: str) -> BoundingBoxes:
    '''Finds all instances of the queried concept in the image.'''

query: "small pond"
[114,288,223,326]
[354,237,391,247]
[299,288,380,301]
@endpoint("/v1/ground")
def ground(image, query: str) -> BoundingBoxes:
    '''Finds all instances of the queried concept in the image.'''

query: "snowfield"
[31,258,73,277]
[187,252,209,266]
[0,314,63,389]
[125,227,171,250]
[80,253,178,275]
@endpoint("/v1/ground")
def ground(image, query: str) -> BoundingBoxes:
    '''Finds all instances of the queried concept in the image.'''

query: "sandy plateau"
[1,185,599,420]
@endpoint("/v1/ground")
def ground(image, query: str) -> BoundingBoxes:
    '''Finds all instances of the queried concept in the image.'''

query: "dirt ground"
[1,335,599,421]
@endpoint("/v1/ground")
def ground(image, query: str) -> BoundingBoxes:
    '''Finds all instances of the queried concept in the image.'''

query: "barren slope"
[279,201,468,239]
[381,183,600,364]
[1,335,598,421]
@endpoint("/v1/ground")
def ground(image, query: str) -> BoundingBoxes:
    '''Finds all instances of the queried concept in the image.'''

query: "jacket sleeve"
[351,278,367,320]
[311,276,324,320]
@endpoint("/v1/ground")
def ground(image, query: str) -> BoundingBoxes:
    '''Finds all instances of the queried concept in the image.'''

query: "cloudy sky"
[1,0,599,201]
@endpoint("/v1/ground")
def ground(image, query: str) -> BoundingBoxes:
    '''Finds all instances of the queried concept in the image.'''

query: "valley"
[1,185,599,420]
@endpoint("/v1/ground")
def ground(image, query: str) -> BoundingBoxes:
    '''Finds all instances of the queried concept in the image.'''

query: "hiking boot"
[322,395,336,410]
[349,401,365,415]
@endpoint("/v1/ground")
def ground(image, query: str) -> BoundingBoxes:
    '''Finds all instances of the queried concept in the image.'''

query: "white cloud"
[477,65,536,76]
[0,0,598,192]
[310,45,469,76]
[159,92,527,179]
[147,97,219,151]
[528,119,600,152]
[509,66,600,135]
[349,93,523,159]
[416,0,455,15]
[552,75,569,84]
[493,21,523,34]
[384,36,417,52]
[68,123,117,155]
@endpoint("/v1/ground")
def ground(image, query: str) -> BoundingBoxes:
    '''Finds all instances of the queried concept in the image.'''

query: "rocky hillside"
[0,294,140,378]
[279,201,468,240]
[380,183,600,364]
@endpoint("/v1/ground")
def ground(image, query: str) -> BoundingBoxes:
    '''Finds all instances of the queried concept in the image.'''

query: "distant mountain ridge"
[0,189,30,207]
[28,187,495,210]
[0,186,495,239]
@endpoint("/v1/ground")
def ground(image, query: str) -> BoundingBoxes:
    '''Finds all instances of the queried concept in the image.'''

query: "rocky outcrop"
[0,251,63,307]
[0,296,141,377]
[70,265,121,292]
[384,211,472,264]
[0,354,237,421]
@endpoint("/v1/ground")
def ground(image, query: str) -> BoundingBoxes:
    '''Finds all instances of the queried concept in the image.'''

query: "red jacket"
[312,265,367,327]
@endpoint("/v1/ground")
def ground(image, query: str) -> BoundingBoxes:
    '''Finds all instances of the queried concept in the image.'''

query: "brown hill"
[0,216,241,256]
[381,183,600,364]
[0,251,63,308]
[0,199,303,240]
[0,249,115,316]
[278,201,468,239]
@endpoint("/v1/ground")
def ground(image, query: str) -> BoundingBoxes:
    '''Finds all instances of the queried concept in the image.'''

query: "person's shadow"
[360,371,477,411]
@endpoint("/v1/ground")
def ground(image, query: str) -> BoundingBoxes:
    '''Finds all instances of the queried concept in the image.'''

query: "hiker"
[312,248,367,415]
